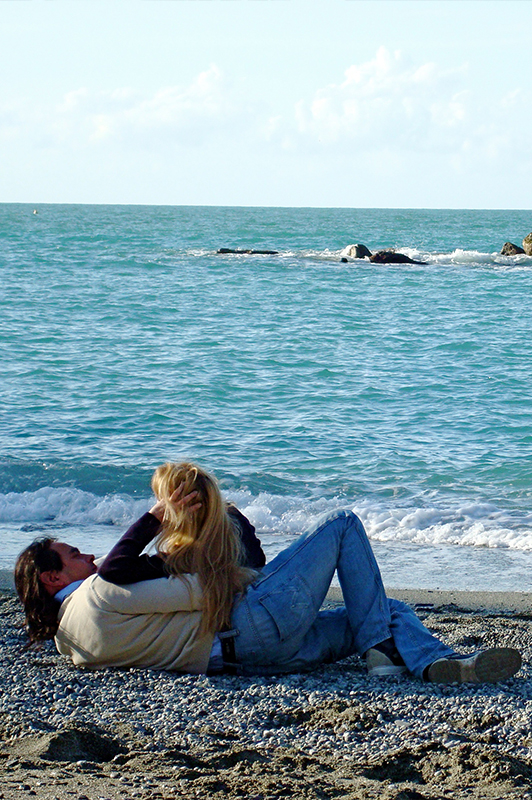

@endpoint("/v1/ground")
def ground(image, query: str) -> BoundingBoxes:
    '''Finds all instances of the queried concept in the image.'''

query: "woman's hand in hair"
[149,483,201,522]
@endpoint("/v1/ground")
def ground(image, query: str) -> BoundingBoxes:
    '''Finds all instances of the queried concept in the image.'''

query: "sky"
[1,0,531,209]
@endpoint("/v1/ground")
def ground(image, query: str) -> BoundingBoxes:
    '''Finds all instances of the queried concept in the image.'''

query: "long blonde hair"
[151,462,255,634]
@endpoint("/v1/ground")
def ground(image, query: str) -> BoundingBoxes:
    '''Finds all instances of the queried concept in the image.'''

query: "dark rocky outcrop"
[369,250,427,265]
[522,233,532,256]
[501,242,525,256]
[341,244,426,265]
[218,248,278,255]
[501,241,526,256]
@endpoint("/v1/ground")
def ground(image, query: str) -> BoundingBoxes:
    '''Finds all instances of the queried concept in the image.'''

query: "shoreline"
[330,586,532,614]
[3,566,532,613]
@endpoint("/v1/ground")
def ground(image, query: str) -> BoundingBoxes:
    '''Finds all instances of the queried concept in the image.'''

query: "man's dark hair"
[14,537,62,642]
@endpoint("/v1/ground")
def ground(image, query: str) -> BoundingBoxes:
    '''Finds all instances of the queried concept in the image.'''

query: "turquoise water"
[1,204,532,590]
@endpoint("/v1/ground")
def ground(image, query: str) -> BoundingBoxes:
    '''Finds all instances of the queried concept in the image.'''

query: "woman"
[95,461,521,683]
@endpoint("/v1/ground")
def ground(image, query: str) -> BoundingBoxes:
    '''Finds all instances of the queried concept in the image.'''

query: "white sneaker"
[366,645,408,677]
[427,648,521,684]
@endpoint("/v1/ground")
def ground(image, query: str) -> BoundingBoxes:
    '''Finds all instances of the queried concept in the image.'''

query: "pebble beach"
[1,584,531,800]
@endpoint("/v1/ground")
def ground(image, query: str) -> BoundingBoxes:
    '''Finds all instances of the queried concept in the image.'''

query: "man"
[15,538,99,644]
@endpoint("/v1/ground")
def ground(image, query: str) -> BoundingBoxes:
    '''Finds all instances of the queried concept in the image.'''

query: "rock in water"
[342,244,372,259]
[501,242,525,255]
[218,248,279,255]
[369,251,426,265]
[522,233,532,256]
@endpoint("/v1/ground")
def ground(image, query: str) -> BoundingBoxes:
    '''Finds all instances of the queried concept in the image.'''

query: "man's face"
[49,543,97,586]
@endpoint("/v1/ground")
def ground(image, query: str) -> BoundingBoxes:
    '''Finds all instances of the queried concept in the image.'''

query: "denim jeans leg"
[232,606,359,676]
[231,509,456,677]
[232,509,393,670]
[387,599,456,678]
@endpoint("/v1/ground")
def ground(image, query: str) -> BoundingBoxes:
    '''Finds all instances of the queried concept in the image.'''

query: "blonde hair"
[151,462,255,634]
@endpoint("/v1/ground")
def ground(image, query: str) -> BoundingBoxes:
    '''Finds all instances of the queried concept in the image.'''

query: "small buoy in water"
[33,209,38,215]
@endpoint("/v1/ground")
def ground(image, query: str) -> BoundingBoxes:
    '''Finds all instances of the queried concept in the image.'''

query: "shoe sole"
[427,648,521,684]
[368,665,408,677]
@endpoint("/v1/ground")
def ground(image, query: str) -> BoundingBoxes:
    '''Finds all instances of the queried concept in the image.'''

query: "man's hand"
[149,483,202,522]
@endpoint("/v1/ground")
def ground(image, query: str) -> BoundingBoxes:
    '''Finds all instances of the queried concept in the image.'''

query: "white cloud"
[0,65,243,150]
[90,66,236,146]
[280,47,471,152]
[266,46,531,174]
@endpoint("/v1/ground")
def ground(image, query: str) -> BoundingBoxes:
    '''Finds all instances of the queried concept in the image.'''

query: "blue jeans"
[230,510,454,678]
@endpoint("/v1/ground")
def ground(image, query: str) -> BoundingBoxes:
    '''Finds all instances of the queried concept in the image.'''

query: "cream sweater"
[55,573,214,673]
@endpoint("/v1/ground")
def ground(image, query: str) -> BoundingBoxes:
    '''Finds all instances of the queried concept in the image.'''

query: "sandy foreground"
[1,579,531,800]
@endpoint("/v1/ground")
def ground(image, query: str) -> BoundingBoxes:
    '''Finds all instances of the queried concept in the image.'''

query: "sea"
[2,204,532,592]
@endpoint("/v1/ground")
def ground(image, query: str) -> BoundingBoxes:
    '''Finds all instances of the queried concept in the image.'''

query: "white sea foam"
[3,487,531,553]
[355,500,532,551]
[0,487,149,527]
[428,249,532,268]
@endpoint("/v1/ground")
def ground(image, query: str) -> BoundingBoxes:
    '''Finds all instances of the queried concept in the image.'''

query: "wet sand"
[1,581,531,800]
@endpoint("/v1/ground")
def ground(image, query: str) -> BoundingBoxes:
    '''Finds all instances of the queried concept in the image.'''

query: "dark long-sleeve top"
[98,505,265,585]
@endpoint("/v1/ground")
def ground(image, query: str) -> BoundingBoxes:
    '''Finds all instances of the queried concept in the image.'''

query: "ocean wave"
[236,493,532,552]
[356,500,532,551]
[0,487,149,527]
[3,487,532,554]
[429,249,532,268]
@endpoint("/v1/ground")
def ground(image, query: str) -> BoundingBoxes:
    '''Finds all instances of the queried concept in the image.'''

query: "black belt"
[219,628,239,675]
